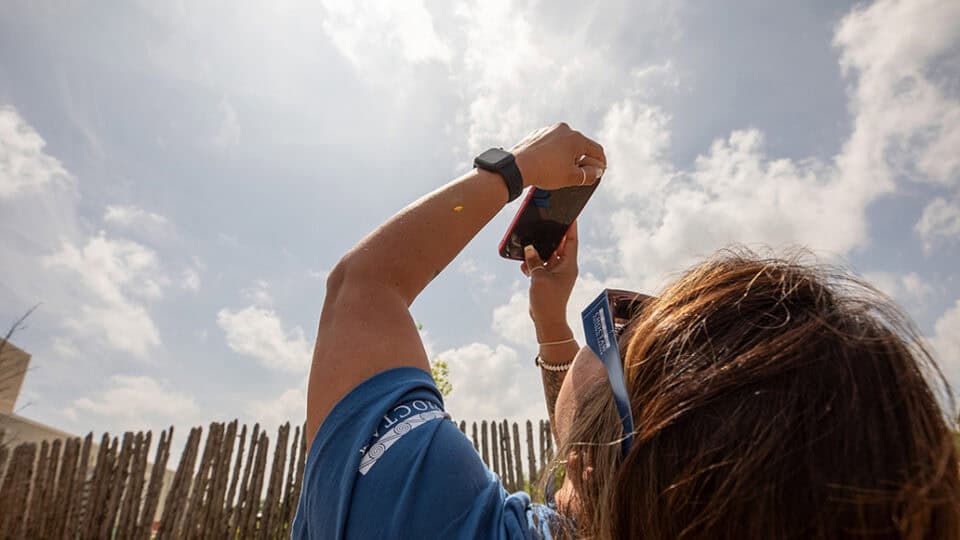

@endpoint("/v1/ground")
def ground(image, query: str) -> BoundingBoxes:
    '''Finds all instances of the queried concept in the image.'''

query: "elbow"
[325,251,376,299]
[326,252,412,307]
[325,257,351,298]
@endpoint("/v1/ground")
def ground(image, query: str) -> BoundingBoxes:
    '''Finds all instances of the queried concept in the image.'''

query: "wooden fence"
[0,418,552,538]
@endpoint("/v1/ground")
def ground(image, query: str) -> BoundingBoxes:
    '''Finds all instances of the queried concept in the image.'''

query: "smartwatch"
[474,148,524,202]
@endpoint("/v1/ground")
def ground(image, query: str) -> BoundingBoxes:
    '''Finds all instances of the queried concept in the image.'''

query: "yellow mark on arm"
[453,205,464,212]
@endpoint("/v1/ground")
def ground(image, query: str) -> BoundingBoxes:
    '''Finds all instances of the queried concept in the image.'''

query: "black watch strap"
[474,148,524,202]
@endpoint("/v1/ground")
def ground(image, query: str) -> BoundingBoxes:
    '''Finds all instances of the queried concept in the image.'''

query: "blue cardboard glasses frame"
[581,289,651,457]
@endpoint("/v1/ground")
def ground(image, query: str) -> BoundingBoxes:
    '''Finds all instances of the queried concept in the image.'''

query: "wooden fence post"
[24,440,49,538]
[57,437,90,537]
[500,421,513,491]
[280,424,301,535]
[491,421,500,478]
[159,427,201,539]
[526,420,536,486]
[223,423,247,537]
[206,420,237,540]
[51,437,77,539]
[90,436,118,538]
[233,423,260,537]
[100,432,133,538]
[79,434,109,538]
[139,427,171,539]
[261,422,290,539]
[116,431,147,537]
[0,442,37,537]
[512,422,523,490]
[286,423,307,530]
[480,421,489,467]
[239,430,269,538]
[67,432,94,538]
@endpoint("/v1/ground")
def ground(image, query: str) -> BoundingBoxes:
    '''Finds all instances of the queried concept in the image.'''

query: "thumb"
[524,245,545,272]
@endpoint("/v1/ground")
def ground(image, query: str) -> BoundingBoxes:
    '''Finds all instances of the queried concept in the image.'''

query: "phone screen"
[499,183,599,260]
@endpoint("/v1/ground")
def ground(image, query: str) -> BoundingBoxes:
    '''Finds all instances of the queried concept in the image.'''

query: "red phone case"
[498,182,598,261]
[498,188,539,261]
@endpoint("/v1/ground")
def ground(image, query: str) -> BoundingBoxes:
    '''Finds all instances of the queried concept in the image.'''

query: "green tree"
[430,359,453,396]
[418,322,452,396]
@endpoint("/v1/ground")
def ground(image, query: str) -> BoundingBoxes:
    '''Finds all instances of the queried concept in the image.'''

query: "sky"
[1,0,959,447]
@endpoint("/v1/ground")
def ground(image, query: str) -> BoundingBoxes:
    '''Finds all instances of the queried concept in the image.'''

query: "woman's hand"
[522,220,581,341]
[512,123,606,190]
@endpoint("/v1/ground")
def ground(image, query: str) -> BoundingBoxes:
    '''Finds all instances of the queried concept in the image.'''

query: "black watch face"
[477,148,514,168]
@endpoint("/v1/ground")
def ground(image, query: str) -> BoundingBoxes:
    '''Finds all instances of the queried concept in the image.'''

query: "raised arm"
[306,124,606,446]
[519,220,586,430]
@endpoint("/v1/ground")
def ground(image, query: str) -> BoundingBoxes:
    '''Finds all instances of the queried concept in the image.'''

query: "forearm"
[536,322,578,431]
[336,169,509,304]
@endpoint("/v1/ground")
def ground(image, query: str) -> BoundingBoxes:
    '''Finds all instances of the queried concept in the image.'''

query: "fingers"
[523,245,546,275]
[569,164,604,186]
[578,135,606,166]
[577,155,605,169]
[554,220,578,261]
[565,220,579,254]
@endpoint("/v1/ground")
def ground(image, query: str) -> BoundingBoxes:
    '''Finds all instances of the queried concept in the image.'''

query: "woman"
[292,124,960,539]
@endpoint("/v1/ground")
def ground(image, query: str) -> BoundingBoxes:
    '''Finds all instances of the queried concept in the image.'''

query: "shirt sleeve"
[291,367,560,540]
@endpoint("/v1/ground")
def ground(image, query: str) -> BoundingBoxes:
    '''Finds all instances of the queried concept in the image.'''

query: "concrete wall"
[0,340,30,414]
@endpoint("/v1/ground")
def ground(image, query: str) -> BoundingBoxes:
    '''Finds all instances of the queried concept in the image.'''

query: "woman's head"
[552,249,960,539]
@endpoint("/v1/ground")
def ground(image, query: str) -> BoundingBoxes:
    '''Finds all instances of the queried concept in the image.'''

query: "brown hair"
[555,249,960,539]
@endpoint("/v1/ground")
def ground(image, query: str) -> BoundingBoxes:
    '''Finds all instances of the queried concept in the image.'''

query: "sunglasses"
[581,289,652,458]
[606,289,653,340]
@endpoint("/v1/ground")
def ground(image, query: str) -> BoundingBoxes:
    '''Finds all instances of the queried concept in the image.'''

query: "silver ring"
[579,168,586,186]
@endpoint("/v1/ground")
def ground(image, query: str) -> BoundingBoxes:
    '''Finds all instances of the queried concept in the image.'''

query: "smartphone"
[498,181,600,261]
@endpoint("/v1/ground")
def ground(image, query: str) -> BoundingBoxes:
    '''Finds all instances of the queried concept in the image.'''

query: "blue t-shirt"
[291,367,560,539]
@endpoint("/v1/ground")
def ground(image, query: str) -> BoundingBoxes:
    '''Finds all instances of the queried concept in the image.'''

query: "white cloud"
[862,271,934,307]
[217,305,311,373]
[835,0,960,254]
[459,258,496,289]
[103,204,171,238]
[915,197,960,253]
[44,233,167,357]
[0,105,73,200]
[437,342,544,422]
[248,385,306,430]
[492,291,533,346]
[320,0,451,74]
[242,279,273,307]
[602,118,868,291]
[835,0,960,187]
[181,266,201,292]
[454,0,680,157]
[575,0,959,292]
[930,299,960,396]
[67,375,198,426]
[597,100,674,203]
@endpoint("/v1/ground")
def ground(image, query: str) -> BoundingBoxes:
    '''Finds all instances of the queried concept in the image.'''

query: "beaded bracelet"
[535,355,573,372]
